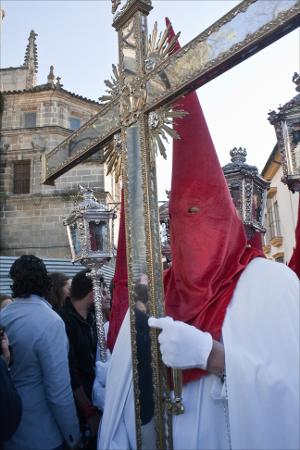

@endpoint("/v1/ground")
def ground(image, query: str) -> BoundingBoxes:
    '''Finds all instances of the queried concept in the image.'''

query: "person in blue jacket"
[0,255,80,450]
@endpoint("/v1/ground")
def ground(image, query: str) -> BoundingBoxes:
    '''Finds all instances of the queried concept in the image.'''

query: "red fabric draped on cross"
[288,195,300,278]
[163,18,264,384]
[107,189,129,352]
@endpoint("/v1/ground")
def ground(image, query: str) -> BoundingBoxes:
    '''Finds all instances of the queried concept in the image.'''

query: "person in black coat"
[59,269,99,449]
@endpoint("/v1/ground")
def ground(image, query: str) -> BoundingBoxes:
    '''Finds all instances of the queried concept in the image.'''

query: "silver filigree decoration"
[98,64,121,104]
[149,107,188,162]
[223,148,269,234]
[86,267,107,362]
[145,21,181,72]
[111,0,121,14]
[103,133,123,182]
[113,0,152,21]
[120,78,147,127]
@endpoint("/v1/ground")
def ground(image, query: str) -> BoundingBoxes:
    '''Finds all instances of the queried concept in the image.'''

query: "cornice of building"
[0,66,28,72]
[1,84,101,106]
[1,125,76,135]
[261,144,281,181]
[2,187,105,202]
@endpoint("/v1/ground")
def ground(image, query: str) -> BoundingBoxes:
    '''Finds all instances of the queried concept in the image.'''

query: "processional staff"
[63,185,116,363]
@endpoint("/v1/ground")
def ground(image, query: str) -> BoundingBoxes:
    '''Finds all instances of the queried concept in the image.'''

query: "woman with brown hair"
[48,272,71,313]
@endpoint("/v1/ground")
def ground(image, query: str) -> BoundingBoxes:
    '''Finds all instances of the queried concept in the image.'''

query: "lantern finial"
[75,185,104,210]
[223,147,258,175]
[292,72,300,92]
[230,147,247,165]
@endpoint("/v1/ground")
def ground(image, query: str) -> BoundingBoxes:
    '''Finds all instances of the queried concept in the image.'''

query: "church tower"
[0,29,38,92]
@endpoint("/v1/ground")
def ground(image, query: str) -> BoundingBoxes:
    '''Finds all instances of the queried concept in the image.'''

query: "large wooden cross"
[42,1,299,448]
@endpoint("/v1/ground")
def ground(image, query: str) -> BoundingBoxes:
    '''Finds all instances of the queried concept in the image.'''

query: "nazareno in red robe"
[107,21,264,385]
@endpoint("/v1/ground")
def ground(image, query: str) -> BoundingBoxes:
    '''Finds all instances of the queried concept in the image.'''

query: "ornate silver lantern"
[64,185,115,265]
[222,147,270,238]
[268,72,300,193]
[63,185,116,361]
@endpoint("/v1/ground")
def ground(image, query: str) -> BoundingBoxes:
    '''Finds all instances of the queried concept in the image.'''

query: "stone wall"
[0,68,28,92]
[0,88,120,258]
[0,195,73,258]
[1,91,96,130]
[263,165,298,264]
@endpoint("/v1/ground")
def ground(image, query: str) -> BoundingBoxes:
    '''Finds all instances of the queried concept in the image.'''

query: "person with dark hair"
[48,272,72,312]
[100,281,111,324]
[0,255,80,450]
[9,254,51,299]
[60,269,100,450]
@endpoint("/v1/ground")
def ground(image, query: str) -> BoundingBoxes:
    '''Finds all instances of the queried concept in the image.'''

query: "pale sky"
[1,0,299,200]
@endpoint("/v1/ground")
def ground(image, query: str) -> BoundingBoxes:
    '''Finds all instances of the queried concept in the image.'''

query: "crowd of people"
[0,255,111,450]
[0,247,299,450]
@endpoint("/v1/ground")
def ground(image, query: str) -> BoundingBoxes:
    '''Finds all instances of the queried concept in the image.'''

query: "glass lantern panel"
[291,124,300,173]
[252,184,263,225]
[283,119,300,176]
[70,223,81,256]
[89,221,108,252]
[160,221,172,265]
[229,182,242,219]
[160,221,169,247]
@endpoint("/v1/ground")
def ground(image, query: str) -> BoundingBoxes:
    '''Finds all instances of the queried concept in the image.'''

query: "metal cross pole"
[42,1,300,448]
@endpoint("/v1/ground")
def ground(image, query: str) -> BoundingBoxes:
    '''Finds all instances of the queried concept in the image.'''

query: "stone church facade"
[0,30,120,258]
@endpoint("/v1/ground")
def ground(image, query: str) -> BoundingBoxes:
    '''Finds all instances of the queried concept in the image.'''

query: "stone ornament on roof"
[23,30,38,73]
[56,77,63,88]
[292,72,300,92]
[47,65,55,86]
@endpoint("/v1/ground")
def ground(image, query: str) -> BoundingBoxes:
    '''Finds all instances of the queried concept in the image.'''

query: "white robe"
[98,258,300,450]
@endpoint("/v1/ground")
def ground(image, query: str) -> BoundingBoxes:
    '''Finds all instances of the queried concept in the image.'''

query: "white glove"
[92,351,111,411]
[95,353,111,385]
[148,316,213,370]
[92,381,106,411]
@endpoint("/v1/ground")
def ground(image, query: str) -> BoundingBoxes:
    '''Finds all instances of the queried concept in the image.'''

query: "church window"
[24,112,37,128]
[59,107,64,121]
[13,160,31,194]
[69,117,81,130]
[266,197,281,239]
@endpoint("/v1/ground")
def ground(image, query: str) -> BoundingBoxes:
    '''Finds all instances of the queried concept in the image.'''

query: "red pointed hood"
[107,189,129,352]
[288,195,300,278]
[163,18,263,383]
